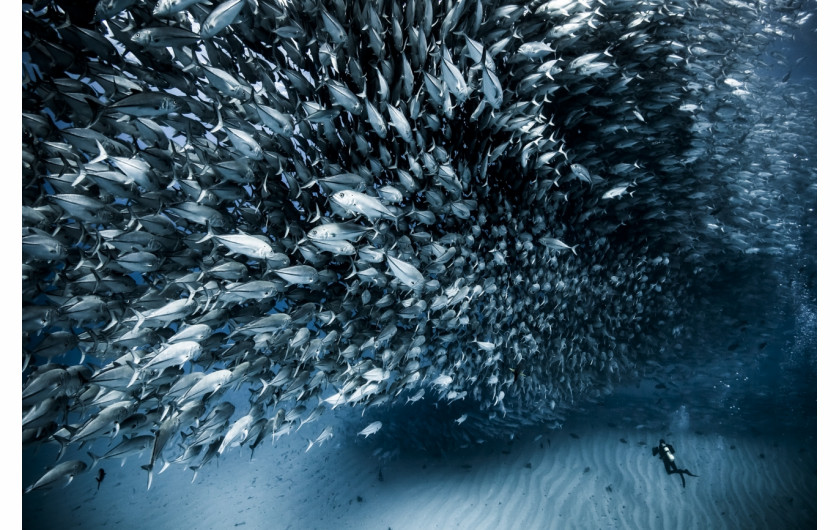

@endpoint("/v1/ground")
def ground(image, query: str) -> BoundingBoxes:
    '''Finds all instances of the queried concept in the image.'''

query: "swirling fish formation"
[23,0,815,490]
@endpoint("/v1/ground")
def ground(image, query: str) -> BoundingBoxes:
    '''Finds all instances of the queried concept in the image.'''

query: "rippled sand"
[23,416,816,529]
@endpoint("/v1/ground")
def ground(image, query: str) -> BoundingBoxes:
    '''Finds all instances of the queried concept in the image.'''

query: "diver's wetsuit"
[652,439,698,488]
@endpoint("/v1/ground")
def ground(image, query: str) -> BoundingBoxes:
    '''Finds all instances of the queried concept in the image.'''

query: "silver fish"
[330,190,398,221]
[357,421,383,438]
[24,460,88,494]
[385,254,425,290]
[131,27,199,48]
[198,229,276,259]
[200,0,246,39]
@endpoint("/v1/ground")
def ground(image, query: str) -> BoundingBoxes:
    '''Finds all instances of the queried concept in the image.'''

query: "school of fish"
[23,0,816,490]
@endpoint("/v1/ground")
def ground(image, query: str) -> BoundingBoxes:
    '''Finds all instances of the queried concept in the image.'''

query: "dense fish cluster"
[23,0,815,489]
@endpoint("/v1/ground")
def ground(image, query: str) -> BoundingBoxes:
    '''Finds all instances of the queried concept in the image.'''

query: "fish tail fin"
[54,430,72,460]
[141,464,153,490]
[89,139,109,164]
[344,261,358,281]
[86,95,107,129]
[81,328,101,360]
[127,364,141,389]
[308,202,321,223]
[257,378,270,398]
[129,306,145,334]
[196,222,216,244]
[209,101,224,133]
[87,451,100,470]
[185,284,198,305]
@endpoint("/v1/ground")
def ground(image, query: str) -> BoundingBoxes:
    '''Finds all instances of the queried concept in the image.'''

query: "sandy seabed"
[22,410,816,530]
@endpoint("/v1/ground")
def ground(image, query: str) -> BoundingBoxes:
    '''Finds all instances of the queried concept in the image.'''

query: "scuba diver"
[652,439,698,488]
